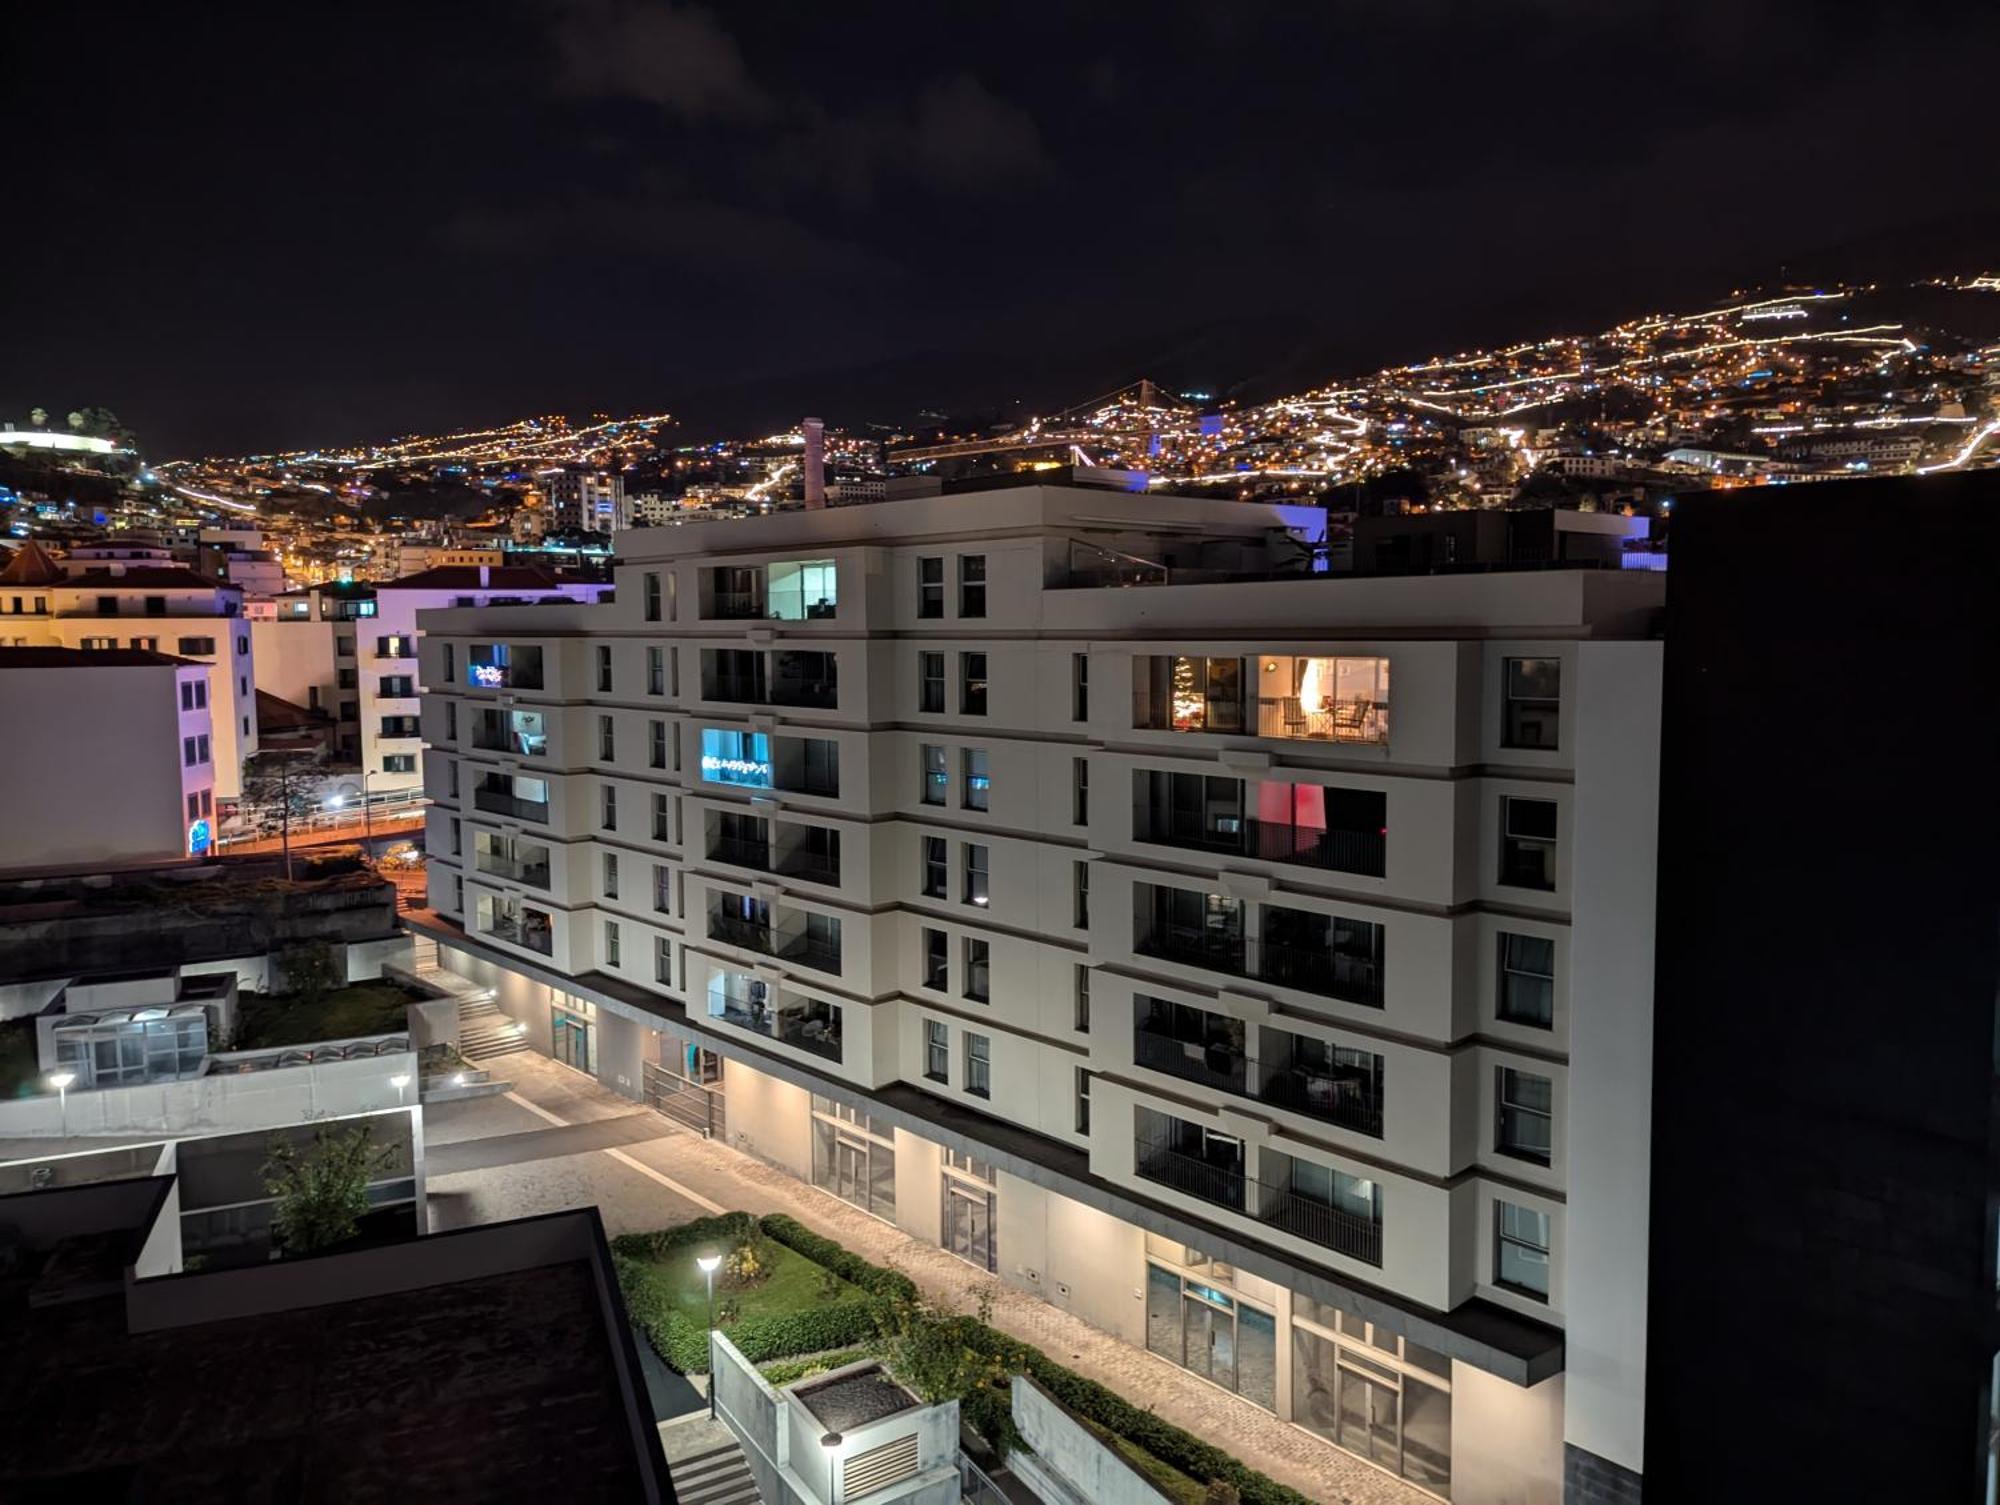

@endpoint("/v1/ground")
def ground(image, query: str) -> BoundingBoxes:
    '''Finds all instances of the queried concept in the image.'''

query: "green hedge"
[757,1348,872,1387]
[609,1210,755,1262]
[757,1213,919,1303]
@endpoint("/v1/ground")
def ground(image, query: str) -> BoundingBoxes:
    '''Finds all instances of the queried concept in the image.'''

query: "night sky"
[7,1,1999,457]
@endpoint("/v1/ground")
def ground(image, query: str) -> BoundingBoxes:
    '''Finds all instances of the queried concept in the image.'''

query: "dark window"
[383,754,416,773]
[960,652,988,716]
[1495,1201,1551,1299]
[964,1033,991,1098]
[643,572,662,622]
[653,793,671,842]
[649,720,668,769]
[647,647,665,696]
[601,784,618,831]
[922,927,949,990]
[1502,657,1562,749]
[918,652,945,713]
[177,635,215,656]
[1074,964,1091,1031]
[1497,1067,1553,1165]
[599,714,615,761]
[961,747,990,810]
[917,556,944,618]
[921,835,948,898]
[1498,932,1556,1027]
[1073,860,1090,928]
[925,1021,949,1082]
[596,645,613,692]
[1075,1067,1091,1133]
[920,742,947,805]
[963,844,989,907]
[963,937,990,1003]
[1500,798,1558,891]
[1072,651,1088,721]
[1072,757,1089,825]
[1133,655,1244,732]
[958,555,987,618]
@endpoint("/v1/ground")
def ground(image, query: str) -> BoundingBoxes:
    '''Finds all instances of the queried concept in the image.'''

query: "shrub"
[758,1214,918,1303]
[758,1348,871,1387]
[961,1380,1023,1461]
[615,1249,885,1375]
[609,1211,755,1263]
[722,1235,773,1291]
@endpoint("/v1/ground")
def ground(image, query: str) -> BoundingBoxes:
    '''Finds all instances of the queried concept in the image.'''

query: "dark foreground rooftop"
[0,1178,673,1502]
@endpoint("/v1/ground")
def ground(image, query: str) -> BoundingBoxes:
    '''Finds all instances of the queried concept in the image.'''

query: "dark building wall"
[1645,472,2000,1502]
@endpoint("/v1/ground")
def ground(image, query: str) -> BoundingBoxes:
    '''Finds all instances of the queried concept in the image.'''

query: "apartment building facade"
[411,486,1666,1504]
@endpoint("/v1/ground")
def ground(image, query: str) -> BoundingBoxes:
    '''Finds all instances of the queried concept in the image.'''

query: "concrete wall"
[1450,1367,1564,1505]
[1011,1374,1173,1505]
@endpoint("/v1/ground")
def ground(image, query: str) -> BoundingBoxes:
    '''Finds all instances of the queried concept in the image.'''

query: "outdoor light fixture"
[390,1072,410,1105]
[450,1072,467,1088]
[47,1070,75,1136]
[821,1431,844,1505]
[697,1251,724,1420]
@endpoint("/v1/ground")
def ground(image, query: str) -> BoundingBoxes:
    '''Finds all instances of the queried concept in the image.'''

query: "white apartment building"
[255,566,613,793]
[546,467,630,535]
[0,542,256,799]
[0,646,218,874]
[411,485,1664,1505]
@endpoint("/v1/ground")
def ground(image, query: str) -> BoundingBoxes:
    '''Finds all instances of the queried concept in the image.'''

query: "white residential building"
[546,468,630,535]
[0,542,257,799]
[410,484,1665,1505]
[254,566,613,792]
[0,646,219,874]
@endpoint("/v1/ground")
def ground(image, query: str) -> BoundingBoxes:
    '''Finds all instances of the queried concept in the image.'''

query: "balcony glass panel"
[707,974,842,1062]
[1252,655,1389,744]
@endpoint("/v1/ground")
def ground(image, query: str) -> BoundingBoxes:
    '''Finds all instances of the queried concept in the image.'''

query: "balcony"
[770,675,838,711]
[706,910,843,975]
[1135,1021,1384,1138]
[482,911,553,956]
[710,986,843,1063]
[1253,695,1387,746]
[1135,1132,1384,1266]
[1137,812,1386,879]
[474,851,552,889]
[711,587,767,620]
[1135,924,1384,1008]
[473,788,549,823]
[709,831,842,887]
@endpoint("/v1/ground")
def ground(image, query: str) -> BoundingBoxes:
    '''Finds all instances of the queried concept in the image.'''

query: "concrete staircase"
[457,996,530,1063]
[667,1441,758,1505]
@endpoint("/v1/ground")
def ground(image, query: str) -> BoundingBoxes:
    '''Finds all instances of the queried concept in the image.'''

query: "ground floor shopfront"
[431,937,1566,1505]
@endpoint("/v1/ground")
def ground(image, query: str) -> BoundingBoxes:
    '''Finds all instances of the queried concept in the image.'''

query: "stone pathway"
[432,1052,1429,1505]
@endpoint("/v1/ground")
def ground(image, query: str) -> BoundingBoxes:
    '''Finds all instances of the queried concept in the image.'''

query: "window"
[1072,651,1088,721]
[918,652,945,713]
[1073,859,1090,928]
[178,635,215,656]
[917,556,944,618]
[182,734,210,767]
[1502,657,1561,749]
[963,843,989,907]
[649,720,668,769]
[922,928,948,990]
[604,919,622,968]
[768,559,836,620]
[442,643,455,681]
[1075,1067,1092,1133]
[596,644,613,692]
[964,1033,991,1098]
[601,784,618,831]
[1074,964,1091,1031]
[653,792,671,842]
[958,554,987,617]
[920,743,947,805]
[1497,1068,1553,1165]
[1495,1201,1551,1299]
[643,572,662,622]
[1498,932,1555,1027]
[237,634,248,657]
[383,754,417,773]
[656,935,674,986]
[1072,757,1088,825]
[963,937,990,1003]
[924,1020,949,1082]
[599,714,615,761]
[380,675,416,698]
[188,791,201,822]
[961,747,990,810]
[959,652,988,715]
[654,863,673,914]
[921,836,948,898]
[602,852,620,900]
[445,701,457,740]
[647,646,665,696]
[1134,654,1244,732]
[1500,797,1558,891]
[180,679,206,711]
[700,727,771,788]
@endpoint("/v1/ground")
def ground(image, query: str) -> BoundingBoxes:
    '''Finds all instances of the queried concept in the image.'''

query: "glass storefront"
[552,999,596,1074]
[941,1151,997,1272]
[1144,1258,1278,1413]
[1291,1298,1452,1498]
[810,1094,896,1221]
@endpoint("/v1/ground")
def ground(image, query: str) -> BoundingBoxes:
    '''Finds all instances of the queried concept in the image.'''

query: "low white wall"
[0,1050,417,1140]
[1011,1374,1172,1505]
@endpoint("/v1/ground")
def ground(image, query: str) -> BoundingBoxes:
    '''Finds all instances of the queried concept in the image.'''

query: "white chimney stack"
[803,416,826,509]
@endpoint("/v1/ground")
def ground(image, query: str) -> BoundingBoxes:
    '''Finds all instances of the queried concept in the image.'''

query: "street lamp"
[821,1431,844,1505]
[390,1072,410,1106]
[47,1070,74,1136]
[696,1250,723,1418]
[361,767,375,852]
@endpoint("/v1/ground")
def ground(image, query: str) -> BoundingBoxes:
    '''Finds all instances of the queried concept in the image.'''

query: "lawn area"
[641,1238,868,1326]
[233,981,424,1051]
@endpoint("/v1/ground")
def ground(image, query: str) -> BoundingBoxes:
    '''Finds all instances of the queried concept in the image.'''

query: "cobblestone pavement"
[426,1052,1429,1505]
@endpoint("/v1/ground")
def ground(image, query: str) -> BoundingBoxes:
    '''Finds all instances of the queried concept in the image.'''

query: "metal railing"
[1132,1024,1383,1137]
[712,997,843,1063]
[769,676,838,710]
[1134,1025,1249,1095]
[482,913,553,955]
[1136,813,1386,878]
[1258,1179,1384,1266]
[474,852,551,888]
[1134,1134,1246,1211]
[959,1453,1010,1505]
[710,588,766,619]
[1254,696,1388,745]
[1136,1133,1383,1265]
[1258,1062,1384,1137]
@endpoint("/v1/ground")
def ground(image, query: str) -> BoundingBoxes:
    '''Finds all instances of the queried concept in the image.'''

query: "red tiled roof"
[255,688,333,731]
[0,539,65,587]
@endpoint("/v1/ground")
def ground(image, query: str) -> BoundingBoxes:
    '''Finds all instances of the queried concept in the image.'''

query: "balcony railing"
[474,852,551,889]
[712,994,843,1063]
[770,677,838,710]
[1254,696,1388,746]
[482,913,553,956]
[1133,1026,1385,1138]
[707,912,843,975]
[1137,813,1386,879]
[711,588,767,619]
[1136,923,1386,1008]
[707,835,774,873]
[473,788,549,822]
[704,675,766,704]
[1136,1133,1384,1265]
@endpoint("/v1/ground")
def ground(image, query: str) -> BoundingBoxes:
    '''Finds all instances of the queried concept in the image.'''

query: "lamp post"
[696,1251,723,1418]
[47,1070,74,1136]
[390,1072,409,1107]
[821,1431,844,1505]
[361,767,375,854]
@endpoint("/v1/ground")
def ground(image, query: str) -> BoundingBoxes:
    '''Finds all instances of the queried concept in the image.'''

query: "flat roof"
[0,646,197,669]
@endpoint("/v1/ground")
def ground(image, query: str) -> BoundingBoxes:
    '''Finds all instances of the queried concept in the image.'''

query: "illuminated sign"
[700,729,772,788]
[471,664,505,688]
[188,819,211,856]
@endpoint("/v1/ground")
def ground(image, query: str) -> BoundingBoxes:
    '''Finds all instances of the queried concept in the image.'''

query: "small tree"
[281,941,340,1005]
[263,1123,391,1256]
[872,1297,1004,1406]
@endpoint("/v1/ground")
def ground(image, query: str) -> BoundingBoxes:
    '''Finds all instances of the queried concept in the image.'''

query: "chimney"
[803,416,826,509]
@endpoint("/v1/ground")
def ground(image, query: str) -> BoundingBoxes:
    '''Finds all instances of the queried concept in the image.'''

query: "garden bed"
[233,981,423,1051]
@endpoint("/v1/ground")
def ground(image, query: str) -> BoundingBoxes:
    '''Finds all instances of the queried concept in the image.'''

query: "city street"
[421,1053,1429,1505]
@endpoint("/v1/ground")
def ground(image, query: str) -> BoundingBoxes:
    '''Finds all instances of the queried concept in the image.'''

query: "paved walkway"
[424,1052,1428,1505]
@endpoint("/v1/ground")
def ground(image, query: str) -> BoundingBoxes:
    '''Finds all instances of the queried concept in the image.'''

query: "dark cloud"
[550,0,770,119]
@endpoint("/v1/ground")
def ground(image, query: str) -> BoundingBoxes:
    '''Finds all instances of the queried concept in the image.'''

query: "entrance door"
[833,1135,869,1205]
[1183,1293,1236,1389]
[1337,1364,1402,1471]
[552,1008,594,1074]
